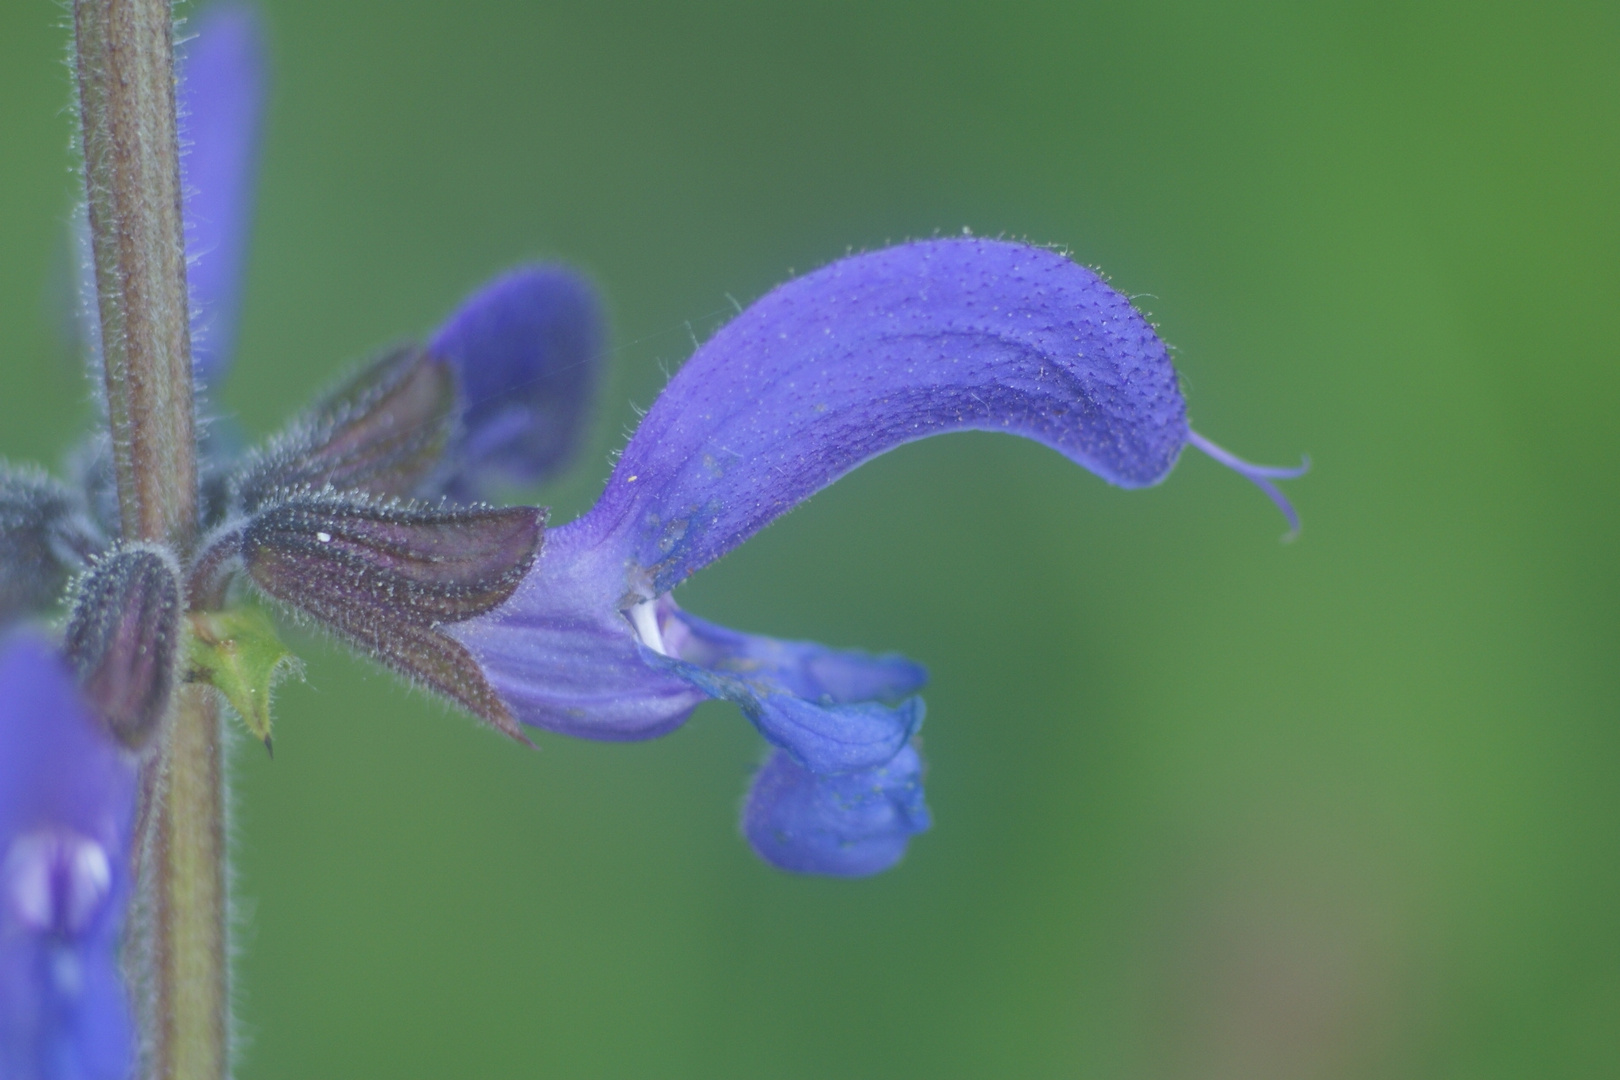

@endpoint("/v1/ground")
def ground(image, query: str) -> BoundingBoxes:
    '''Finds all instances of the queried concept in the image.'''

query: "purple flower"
[7,1,1309,1074]
[63,6,1302,885]
[0,634,136,1080]
[444,238,1303,875]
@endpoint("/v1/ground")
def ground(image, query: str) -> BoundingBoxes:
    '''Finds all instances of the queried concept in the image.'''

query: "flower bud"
[63,546,183,749]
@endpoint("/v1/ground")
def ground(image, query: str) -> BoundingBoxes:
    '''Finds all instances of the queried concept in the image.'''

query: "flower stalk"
[73,1,227,1077]
[141,688,228,1080]
[74,0,196,548]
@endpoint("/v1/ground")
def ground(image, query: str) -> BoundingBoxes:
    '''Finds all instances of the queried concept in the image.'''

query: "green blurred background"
[3,1,1618,1076]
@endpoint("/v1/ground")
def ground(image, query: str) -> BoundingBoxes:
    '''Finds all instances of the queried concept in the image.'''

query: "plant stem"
[73,2,228,1078]
[144,687,229,1080]
[74,0,196,548]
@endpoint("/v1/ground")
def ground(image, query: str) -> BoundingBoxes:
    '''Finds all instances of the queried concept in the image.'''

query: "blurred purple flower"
[0,634,136,1080]
[178,3,266,389]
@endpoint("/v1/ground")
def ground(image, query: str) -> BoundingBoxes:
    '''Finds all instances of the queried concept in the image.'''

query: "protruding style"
[1187,429,1309,538]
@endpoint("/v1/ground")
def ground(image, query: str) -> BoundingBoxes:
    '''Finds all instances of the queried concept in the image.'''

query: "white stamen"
[315,531,332,543]
[629,599,667,657]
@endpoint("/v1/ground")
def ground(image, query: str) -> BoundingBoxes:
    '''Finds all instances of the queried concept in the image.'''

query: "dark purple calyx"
[233,345,457,513]
[240,494,544,740]
[63,545,183,749]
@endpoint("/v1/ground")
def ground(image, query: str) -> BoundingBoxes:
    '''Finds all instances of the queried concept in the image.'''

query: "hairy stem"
[73,2,228,1078]
[143,688,228,1080]
[74,0,196,548]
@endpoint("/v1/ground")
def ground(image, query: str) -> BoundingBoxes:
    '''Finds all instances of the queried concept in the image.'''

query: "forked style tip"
[1186,429,1308,540]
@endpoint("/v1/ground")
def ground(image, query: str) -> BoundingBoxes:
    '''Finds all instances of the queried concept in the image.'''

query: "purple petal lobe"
[661,608,926,772]
[428,266,604,498]
[736,692,922,775]
[666,609,927,704]
[743,745,930,877]
[577,238,1187,593]
[0,634,135,1080]
[179,4,267,387]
